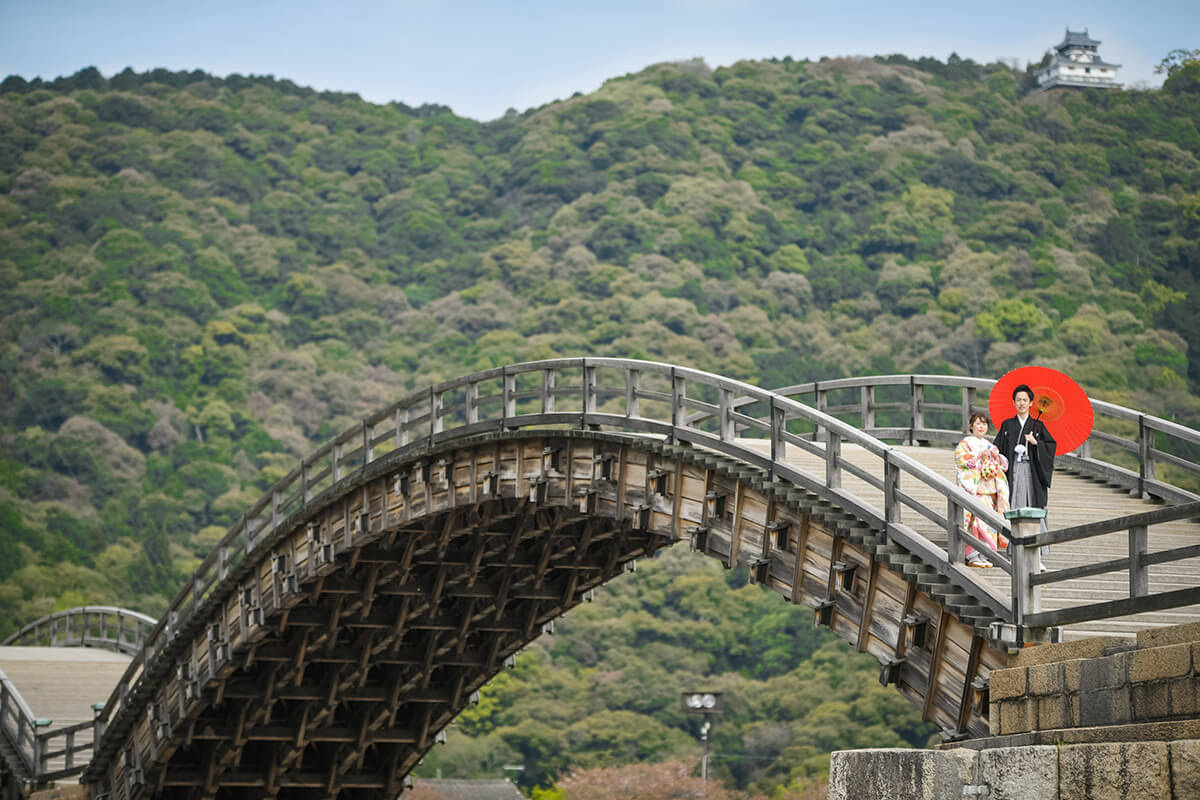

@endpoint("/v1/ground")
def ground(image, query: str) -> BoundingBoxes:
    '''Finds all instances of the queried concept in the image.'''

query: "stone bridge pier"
[829,621,1200,799]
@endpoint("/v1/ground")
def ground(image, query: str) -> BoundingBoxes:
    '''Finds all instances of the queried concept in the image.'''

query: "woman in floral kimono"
[954,413,1010,568]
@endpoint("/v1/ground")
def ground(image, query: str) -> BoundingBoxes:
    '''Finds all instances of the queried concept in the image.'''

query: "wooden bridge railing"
[0,666,42,778]
[720,373,1200,639]
[2,606,158,657]
[0,360,1191,787]
[1020,500,1200,628]
[765,374,1200,504]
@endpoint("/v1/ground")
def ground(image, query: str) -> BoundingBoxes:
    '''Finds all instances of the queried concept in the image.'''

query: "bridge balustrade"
[3,607,158,657]
[0,668,41,778]
[764,374,1200,503]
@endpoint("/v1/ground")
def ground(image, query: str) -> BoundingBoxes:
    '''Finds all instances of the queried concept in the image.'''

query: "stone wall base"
[26,786,87,800]
[829,739,1200,800]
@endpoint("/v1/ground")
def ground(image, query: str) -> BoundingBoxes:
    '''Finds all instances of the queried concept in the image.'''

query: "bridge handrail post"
[961,386,976,433]
[431,387,444,442]
[625,368,640,419]
[860,384,874,431]
[541,368,556,414]
[825,431,842,489]
[909,377,924,445]
[502,368,516,429]
[92,703,106,751]
[814,383,827,442]
[1138,414,1154,499]
[883,451,900,523]
[396,405,409,448]
[946,497,964,564]
[1129,524,1149,597]
[466,380,480,425]
[671,369,685,444]
[582,360,597,427]
[719,387,734,442]
[1006,508,1045,630]
[31,724,42,777]
[770,399,785,481]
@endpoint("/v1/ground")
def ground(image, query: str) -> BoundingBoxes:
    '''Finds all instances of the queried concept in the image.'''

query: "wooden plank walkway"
[740,439,1200,640]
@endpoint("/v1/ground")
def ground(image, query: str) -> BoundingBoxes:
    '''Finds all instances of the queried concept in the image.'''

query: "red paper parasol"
[989,366,1094,454]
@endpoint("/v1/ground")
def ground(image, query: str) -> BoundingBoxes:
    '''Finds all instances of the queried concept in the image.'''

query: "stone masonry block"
[1078,652,1127,692]
[1063,659,1083,692]
[1169,677,1199,716]
[1137,620,1200,649]
[1131,681,1171,721]
[990,666,1028,701]
[828,748,976,800]
[1170,739,1200,800]
[1079,687,1132,727]
[1130,643,1193,683]
[28,787,89,800]
[1060,742,1170,800]
[1028,662,1063,696]
[1000,698,1034,735]
[1036,695,1070,730]
[978,745,1058,800]
[1011,635,1126,666]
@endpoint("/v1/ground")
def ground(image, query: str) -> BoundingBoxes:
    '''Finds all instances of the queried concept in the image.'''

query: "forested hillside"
[1,54,1198,796]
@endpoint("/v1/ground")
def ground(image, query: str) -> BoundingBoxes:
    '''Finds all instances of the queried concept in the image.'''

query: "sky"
[1,1,1194,121]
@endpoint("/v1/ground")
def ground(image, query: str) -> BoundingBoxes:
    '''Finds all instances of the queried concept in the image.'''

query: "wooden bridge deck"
[0,646,131,775]
[741,439,1200,641]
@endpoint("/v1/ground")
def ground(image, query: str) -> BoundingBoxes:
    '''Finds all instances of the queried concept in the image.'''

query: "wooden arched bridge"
[2,359,1200,800]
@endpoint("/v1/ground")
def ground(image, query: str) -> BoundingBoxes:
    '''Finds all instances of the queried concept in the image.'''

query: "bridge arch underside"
[89,431,1007,800]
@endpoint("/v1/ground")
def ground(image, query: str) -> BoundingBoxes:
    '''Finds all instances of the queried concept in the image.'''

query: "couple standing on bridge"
[954,383,1056,568]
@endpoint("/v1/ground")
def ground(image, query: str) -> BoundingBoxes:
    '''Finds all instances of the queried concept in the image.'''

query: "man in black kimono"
[993,384,1057,550]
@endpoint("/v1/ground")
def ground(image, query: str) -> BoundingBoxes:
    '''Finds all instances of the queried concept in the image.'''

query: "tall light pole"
[681,692,722,783]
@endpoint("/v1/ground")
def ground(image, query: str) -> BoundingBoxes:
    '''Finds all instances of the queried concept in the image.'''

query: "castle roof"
[1056,28,1101,51]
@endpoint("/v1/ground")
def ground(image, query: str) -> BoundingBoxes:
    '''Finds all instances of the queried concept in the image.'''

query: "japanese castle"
[1035,28,1122,90]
